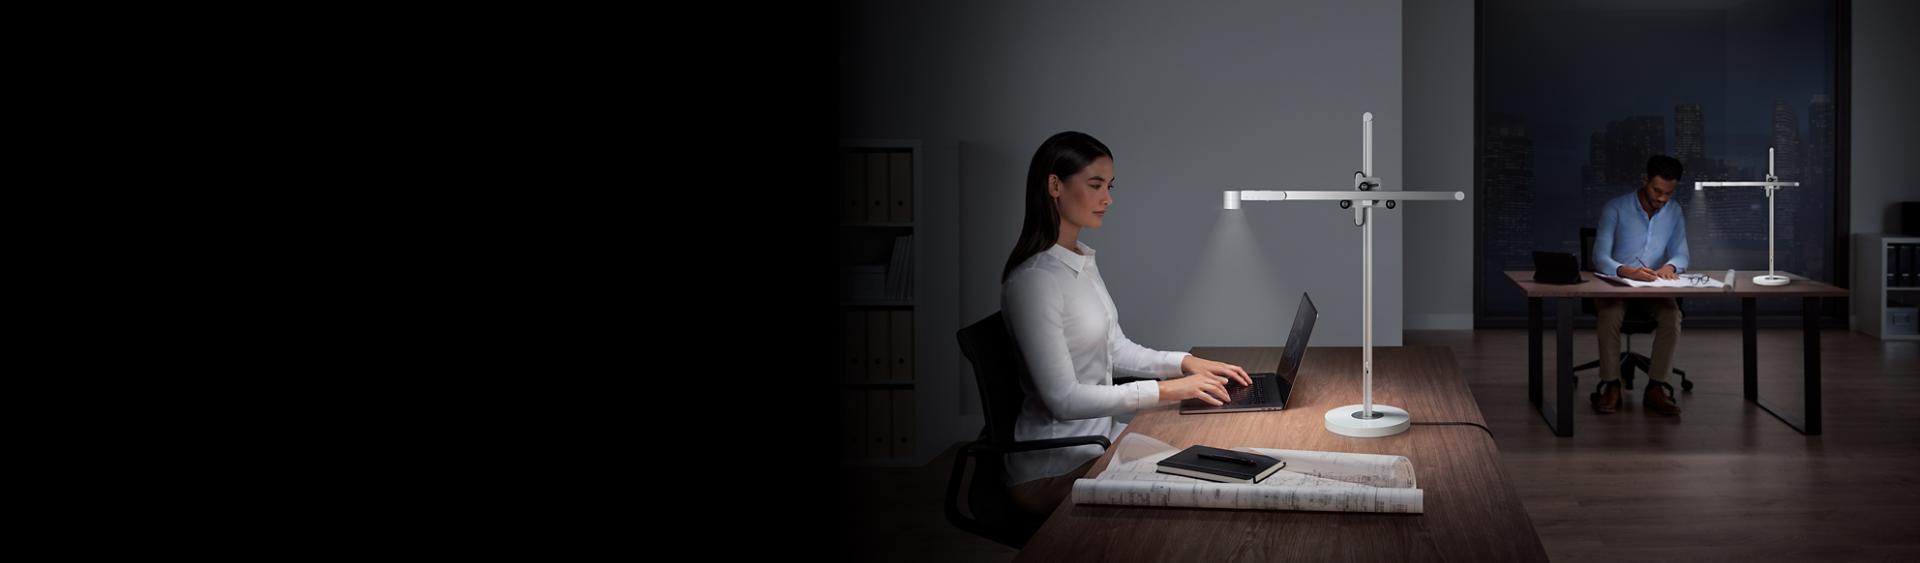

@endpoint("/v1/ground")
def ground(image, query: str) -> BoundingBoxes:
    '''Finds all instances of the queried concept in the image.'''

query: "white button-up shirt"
[1000,241,1188,485]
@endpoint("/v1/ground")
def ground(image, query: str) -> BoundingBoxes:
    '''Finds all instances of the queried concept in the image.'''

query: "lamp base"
[1753,274,1790,286]
[1324,404,1410,438]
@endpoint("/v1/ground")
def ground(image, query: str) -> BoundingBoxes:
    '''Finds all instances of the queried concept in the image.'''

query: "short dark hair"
[1646,155,1683,181]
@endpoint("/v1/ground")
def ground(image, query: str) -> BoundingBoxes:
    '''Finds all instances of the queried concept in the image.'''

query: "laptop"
[1180,293,1318,415]
[1532,251,1582,284]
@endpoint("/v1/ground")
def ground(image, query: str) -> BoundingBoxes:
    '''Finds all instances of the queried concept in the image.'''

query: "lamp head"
[1223,191,1241,210]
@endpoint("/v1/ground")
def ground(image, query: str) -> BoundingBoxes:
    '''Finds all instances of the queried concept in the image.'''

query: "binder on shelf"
[867,389,893,459]
[867,310,890,383]
[889,152,913,223]
[1890,244,1899,287]
[843,150,865,224]
[1896,243,1912,284]
[892,390,915,459]
[843,389,864,459]
[1901,244,1909,287]
[867,152,889,224]
[1895,244,1909,287]
[890,310,914,382]
[844,311,865,383]
[885,235,913,301]
[886,236,902,300]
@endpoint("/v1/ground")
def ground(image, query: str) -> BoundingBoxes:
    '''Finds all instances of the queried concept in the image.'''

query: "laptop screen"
[1277,293,1317,384]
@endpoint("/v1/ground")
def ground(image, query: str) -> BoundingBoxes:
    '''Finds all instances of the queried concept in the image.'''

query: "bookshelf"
[841,139,921,465]
[1854,234,1920,341]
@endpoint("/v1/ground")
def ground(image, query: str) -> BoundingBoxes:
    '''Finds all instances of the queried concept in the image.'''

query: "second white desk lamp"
[1694,147,1801,286]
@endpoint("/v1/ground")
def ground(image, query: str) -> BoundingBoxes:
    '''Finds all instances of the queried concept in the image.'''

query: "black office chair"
[1574,227,1694,393]
[947,312,1114,549]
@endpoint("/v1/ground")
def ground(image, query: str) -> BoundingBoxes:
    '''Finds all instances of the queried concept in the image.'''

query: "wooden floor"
[839,328,1920,562]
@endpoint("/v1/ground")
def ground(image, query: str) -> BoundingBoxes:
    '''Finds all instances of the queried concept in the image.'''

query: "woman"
[1000,131,1252,517]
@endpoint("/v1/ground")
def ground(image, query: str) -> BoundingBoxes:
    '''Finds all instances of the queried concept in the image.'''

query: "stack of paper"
[1071,433,1423,514]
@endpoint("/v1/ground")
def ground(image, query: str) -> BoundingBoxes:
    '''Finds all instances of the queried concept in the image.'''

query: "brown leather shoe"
[1645,381,1682,416]
[1590,379,1621,414]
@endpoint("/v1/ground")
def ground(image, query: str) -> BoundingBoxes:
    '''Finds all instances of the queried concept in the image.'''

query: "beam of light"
[1165,208,1288,348]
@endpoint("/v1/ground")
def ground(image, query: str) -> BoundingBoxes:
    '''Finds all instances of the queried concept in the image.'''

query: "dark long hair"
[1002,131,1113,282]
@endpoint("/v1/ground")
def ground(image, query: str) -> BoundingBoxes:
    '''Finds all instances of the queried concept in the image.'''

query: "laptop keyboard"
[1225,377,1269,404]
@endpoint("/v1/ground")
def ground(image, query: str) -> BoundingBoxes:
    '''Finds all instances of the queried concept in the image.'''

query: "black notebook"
[1155,445,1285,484]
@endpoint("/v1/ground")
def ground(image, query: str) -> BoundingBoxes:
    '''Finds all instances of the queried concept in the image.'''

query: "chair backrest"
[950,311,1045,547]
[1580,227,1599,315]
[1579,227,1598,272]
[956,312,1029,447]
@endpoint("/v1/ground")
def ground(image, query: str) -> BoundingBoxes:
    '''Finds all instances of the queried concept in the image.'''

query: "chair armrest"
[968,434,1112,455]
[946,433,1112,537]
[1113,376,1150,386]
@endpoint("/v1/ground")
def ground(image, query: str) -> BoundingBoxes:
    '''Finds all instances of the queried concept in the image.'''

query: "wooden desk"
[1504,270,1849,436]
[1016,347,1546,562]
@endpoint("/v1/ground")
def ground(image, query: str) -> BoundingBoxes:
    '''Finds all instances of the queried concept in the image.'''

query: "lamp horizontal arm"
[1694,181,1800,190]
[1231,190,1466,201]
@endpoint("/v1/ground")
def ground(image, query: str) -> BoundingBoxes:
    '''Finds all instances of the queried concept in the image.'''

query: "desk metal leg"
[1743,298,1758,401]
[1528,297,1542,407]
[1553,297,1574,436]
[1803,297,1822,434]
[1745,296,1823,436]
[1528,296,1573,437]
[1531,297,1573,437]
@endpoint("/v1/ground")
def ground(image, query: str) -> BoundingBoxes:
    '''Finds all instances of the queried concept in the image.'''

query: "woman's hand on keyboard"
[1182,355,1253,387]
[1160,374,1232,406]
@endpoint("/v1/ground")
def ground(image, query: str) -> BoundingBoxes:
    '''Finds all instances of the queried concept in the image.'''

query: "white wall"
[1851,0,1920,238]
[1402,0,1476,330]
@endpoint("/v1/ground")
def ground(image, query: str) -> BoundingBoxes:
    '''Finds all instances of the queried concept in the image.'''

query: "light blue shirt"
[1595,190,1690,275]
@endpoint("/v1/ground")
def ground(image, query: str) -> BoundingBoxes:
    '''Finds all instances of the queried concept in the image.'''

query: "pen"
[1199,453,1259,466]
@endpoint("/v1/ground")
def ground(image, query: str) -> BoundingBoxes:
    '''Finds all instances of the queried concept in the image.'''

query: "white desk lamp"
[1222,112,1466,438]
[1694,147,1801,286]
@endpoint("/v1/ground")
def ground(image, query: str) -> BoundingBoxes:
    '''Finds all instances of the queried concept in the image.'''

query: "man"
[1591,155,1689,416]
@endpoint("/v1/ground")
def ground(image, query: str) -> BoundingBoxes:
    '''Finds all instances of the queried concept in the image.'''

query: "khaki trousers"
[1594,297,1681,383]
